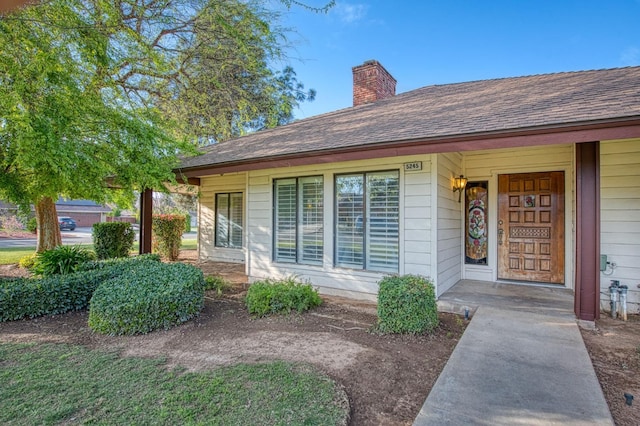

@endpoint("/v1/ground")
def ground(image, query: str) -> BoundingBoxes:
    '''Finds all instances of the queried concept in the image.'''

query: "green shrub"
[184,213,191,233]
[26,217,37,233]
[32,245,95,277]
[152,214,186,261]
[93,222,135,259]
[78,253,161,272]
[18,253,37,269]
[88,262,204,335]
[204,275,231,296]
[0,255,165,322]
[0,267,123,322]
[376,275,439,334]
[245,276,322,317]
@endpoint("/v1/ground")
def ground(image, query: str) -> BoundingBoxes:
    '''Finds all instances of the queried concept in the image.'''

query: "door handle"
[498,228,504,245]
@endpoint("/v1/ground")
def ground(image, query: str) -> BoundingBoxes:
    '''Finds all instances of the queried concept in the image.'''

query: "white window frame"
[335,170,399,273]
[273,176,324,265]
[215,192,243,248]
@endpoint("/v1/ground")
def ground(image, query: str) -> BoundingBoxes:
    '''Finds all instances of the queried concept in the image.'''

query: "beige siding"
[246,173,272,273]
[462,144,575,286]
[244,155,433,299]
[196,143,605,302]
[403,164,432,277]
[198,173,247,263]
[436,152,463,295]
[600,139,640,312]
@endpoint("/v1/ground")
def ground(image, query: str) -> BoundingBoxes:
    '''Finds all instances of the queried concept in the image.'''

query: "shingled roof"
[178,66,640,173]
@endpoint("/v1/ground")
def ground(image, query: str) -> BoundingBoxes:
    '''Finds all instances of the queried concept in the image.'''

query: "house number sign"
[403,161,422,171]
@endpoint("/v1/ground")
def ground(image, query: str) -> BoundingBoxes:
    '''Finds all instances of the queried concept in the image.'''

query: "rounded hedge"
[93,222,135,259]
[88,262,205,335]
[78,253,161,272]
[0,267,123,322]
[245,277,322,317]
[377,274,439,334]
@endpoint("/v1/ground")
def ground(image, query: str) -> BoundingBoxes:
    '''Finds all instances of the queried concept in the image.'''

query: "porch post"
[139,188,153,254]
[574,142,600,321]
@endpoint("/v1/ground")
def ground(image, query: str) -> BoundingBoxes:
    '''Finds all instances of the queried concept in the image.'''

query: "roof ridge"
[394,65,640,96]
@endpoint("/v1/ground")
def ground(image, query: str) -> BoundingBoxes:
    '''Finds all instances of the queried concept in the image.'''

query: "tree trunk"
[35,196,62,252]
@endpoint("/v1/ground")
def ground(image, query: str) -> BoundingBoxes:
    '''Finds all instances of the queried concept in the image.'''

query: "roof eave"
[174,117,640,178]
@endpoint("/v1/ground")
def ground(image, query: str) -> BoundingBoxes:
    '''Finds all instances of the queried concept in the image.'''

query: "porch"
[437,279,575,319]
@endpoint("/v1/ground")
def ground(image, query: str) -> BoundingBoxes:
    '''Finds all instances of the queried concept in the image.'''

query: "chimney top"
[352,60,397,107]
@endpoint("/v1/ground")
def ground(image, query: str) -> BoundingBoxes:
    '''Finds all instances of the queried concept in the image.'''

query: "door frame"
[497,171,565,283]
[462,163,574,289]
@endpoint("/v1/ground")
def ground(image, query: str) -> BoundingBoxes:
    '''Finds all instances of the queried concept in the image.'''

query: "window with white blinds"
[335,171,399,273]
[274,176,323,265]
[215,192,243,248]
[274,179,297,262]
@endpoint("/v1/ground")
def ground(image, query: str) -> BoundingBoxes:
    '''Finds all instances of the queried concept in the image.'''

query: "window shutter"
[335,175,364,268]
[229,193,243,248]
[366,172,399,272]
[215,193,230,247]
[215,193,243,248]
[274,178,297,262]
[298,176,324,264]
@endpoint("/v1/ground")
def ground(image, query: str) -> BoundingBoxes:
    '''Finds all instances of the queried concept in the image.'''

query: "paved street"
[0,227,196,249]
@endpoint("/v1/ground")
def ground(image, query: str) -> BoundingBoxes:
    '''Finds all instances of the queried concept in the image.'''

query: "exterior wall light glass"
[453,175,468,202]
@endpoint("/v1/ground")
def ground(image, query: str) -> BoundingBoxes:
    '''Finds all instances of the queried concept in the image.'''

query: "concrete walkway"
[414,280,613,425]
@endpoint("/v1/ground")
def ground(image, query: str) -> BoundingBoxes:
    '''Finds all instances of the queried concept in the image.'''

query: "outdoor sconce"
[453,175,468,203]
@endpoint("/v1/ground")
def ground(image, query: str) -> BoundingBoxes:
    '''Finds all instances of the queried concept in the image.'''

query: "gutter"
[173,117,640,178]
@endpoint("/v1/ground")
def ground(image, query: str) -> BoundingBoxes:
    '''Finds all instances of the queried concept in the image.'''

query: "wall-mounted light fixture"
[453,175,468,203]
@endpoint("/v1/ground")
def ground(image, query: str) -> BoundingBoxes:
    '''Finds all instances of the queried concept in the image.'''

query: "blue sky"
[274,0,640,119]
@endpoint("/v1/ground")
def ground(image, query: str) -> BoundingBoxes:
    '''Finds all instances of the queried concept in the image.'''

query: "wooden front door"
[498,172,565,284]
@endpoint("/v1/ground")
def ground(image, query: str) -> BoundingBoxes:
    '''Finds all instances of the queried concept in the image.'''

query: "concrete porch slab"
[437,279,575,319]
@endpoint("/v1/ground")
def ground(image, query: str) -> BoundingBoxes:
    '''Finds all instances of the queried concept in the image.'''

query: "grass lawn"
[0,239,196,265]
[181,238,197,250]
[0,247,37,265]
[0,342,347,425]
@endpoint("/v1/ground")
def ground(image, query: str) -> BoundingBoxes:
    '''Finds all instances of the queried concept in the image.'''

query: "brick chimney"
[352,60,397,107]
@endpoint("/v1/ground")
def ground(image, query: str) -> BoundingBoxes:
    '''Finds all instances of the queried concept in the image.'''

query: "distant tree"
[157,1,319,143]
[152,193,197,215]
[0,0,328,251]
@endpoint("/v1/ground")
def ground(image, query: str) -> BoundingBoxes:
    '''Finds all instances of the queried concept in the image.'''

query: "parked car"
[58,216,76,231]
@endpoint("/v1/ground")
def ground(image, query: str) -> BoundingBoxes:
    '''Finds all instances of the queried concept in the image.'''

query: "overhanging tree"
[0,0,325,251]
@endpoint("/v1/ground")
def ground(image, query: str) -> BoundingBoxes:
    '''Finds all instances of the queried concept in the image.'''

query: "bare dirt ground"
[4,248,636,424]
[0,251,467,426]
[0,264,30,278]
[581,315,640,426]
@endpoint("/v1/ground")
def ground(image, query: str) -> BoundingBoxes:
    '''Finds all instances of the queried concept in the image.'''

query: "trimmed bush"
[88,262,205,335]
[152,214,186,260]
[78,253,161,272]
[32,245,95,276]
[26,217,37,233]
[377,275,439,334]
[245,277,322,317]
[1,255,164,322]
[0,267,123,322]
[93,222,135,259]
[184,213,191,233]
